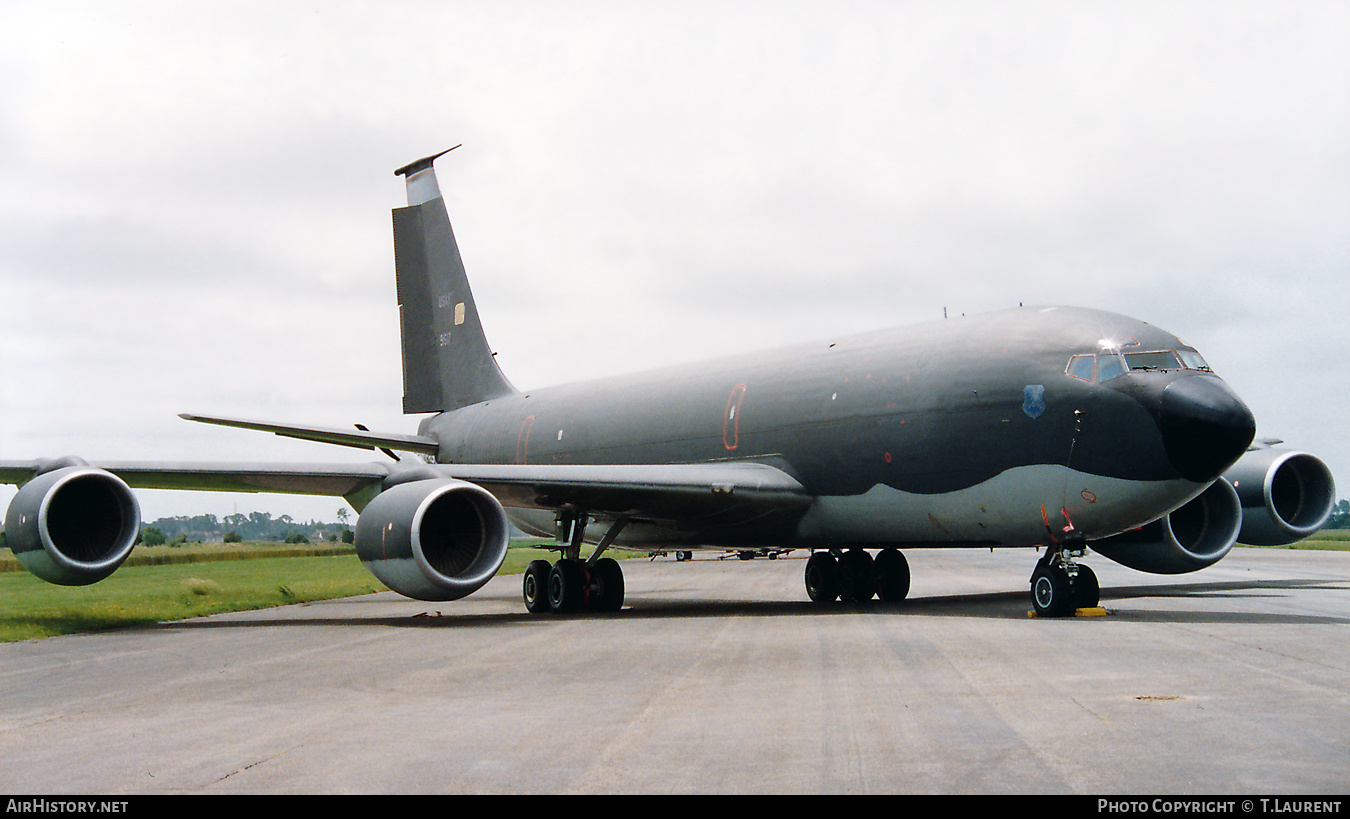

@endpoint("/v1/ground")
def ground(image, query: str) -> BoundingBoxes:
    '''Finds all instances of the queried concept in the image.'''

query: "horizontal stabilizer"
[179,413,440,456]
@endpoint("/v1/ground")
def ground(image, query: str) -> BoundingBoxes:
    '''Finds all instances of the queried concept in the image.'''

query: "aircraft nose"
[1157,376,1256,482]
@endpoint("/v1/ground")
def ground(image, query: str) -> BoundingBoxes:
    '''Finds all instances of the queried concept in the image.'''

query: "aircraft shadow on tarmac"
[148,575,1350,633]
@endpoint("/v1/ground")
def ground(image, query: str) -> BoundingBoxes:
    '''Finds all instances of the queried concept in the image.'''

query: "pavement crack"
[215,745,302,783]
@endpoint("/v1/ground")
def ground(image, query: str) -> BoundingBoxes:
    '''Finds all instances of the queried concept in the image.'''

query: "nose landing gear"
[1030,544,1099,617]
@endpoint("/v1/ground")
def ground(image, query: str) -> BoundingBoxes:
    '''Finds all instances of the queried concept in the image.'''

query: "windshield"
[1123,350,1181,371]
[1065,349,1214,382]
[1176,349,1211,371]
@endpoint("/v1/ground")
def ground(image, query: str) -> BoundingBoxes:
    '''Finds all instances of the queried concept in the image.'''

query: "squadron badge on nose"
[1023,385,1046,419]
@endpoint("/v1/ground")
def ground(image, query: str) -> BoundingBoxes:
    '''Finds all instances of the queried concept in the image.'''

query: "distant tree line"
[1329,500,1350,530]
[132,510,355,547]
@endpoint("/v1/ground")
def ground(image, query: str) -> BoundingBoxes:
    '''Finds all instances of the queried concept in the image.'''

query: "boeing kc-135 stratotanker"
[2,149,1336,617]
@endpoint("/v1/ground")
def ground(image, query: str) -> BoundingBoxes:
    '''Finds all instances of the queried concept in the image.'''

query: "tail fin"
[393,148,517,414]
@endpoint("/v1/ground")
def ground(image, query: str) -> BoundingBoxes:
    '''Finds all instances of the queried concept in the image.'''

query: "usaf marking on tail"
[1,150,1335,617]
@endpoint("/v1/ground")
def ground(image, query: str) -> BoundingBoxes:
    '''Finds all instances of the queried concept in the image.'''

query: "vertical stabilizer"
[393,149,517,414]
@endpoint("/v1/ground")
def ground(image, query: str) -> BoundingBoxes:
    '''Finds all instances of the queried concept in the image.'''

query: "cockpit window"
[1097,352,1128,381]
[1177,349,1212,371]
[1066,355,1095,381]
[1123,350,1182,371]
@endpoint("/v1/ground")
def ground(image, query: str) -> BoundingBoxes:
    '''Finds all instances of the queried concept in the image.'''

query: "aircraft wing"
[0,459,392,498]
[433,461,812,522]
[0,457,809,523]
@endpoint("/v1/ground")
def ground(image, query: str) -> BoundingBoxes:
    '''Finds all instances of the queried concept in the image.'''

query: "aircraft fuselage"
[420,303,1254,552]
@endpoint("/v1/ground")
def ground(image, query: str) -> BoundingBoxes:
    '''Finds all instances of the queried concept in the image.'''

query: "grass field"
[1258,529,1350,549]
[0,542,563,643]
[2,532,1346,642]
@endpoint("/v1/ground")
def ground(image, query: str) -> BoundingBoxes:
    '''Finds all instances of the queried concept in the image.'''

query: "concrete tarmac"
[1,546,1347,794]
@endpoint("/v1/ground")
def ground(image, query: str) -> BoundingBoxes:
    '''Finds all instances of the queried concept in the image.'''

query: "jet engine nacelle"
[5,459,141,586]
[354,478,510,601]
[1224,444,1335,546]
[1090,477,1241,574]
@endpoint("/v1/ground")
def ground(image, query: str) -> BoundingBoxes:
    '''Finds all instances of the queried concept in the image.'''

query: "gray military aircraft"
[1,150,1337,617]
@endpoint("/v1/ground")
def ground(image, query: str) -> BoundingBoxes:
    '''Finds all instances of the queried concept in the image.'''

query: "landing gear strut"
[1030,544,1099,617]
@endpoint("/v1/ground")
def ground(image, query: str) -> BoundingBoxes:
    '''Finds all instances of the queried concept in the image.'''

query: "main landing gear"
[522,556,625,614]
[1030,544,1099,617]
[804,548,911,604]
[523,512,629,615]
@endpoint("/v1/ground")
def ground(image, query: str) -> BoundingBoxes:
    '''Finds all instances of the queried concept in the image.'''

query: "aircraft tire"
[523,559,553,614]
[1031,563,1075,617]
[838,549,876,602]
[875,548,910,602]
[1074,564,1100,609]
[676,551,692,561]
[805,552,839,603]
[592,557,625,612]
[548,559,587,613]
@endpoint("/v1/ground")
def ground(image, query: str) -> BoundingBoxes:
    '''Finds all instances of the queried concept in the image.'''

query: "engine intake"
[1090,478,1241,574]
[354,478,510,601]
[1224,445,1335,545]
[5,461,141,586]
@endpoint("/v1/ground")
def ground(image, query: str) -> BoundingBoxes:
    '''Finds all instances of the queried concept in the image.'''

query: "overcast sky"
[1,1,1347,523]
